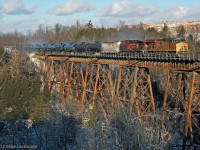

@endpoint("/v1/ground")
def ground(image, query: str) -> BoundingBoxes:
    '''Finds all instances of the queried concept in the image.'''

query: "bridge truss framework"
[34,53,200,147]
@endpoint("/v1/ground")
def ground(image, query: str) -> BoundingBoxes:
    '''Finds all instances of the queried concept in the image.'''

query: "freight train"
[30,38,189,55]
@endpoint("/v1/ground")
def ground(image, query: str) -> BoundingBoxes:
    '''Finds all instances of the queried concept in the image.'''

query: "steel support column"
[184,72,200,147]
[95,64,114,112]
[161,70,171,127]
[131,68,155,117]
[115,67,155,118]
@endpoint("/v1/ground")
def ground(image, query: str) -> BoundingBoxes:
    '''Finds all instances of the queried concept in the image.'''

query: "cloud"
[95,0,157,18]
[49,0,95,16]
[164,7,200,21]
[0,0,35,15]
[94,0,200,25]
[1,0,200,34]
[0,17,40,33]
[173,7,189,19]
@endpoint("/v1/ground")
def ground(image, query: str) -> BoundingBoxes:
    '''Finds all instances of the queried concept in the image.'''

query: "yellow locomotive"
[143,38,189,53]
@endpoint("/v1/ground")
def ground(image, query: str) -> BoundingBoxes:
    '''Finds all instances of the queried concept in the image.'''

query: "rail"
[40,51,200,63]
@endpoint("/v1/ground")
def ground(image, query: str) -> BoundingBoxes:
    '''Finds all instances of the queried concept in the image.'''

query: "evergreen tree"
[161,23,169,38]
[177,25,186,39]
[187,34,194,43]
[145,27,162,39]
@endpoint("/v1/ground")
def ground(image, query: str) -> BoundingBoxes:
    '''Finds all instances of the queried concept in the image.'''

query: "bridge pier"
[115,67,155,118]
[82,64,114,113]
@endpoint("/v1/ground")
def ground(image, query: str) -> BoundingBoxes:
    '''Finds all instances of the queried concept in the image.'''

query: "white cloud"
[173,7,189,18]
[94,0,200,26]
[0,0,35,15]
[95,0,157,18]
[49,0,95,16]
[1,0,200,34]
[0,18,39,33]
[161,6,200,22]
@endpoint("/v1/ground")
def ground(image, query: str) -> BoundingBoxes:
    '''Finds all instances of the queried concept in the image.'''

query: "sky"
[0,0,199,34]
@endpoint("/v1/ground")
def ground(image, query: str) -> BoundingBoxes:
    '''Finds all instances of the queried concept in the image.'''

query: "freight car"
[74,42,101,52]
[62,43,75,52]
[102,41,121,53]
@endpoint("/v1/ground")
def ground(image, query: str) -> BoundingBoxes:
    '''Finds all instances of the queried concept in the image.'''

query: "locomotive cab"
[176,42,188,53]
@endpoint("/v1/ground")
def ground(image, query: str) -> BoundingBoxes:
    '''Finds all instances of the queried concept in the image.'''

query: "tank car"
[45,44,56,54]
[85,42,101,52]
[46,44,55,50]
[63,43,75,52]
[54,43,64,52]
[74,42,87,52]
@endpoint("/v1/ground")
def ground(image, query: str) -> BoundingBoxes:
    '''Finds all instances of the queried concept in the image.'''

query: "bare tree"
[54,23,63,42]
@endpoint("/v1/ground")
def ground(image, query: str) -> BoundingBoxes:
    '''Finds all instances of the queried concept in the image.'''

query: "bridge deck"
[33,52,200,71]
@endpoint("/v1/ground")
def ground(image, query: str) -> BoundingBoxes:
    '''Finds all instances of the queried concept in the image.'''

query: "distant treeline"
[0,20,200,53]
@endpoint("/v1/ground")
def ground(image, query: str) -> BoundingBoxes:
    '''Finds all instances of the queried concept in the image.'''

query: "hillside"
[138,21,200,40]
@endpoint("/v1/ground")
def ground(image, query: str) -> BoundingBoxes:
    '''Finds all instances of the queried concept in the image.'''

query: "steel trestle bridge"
[33,51,200,148]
